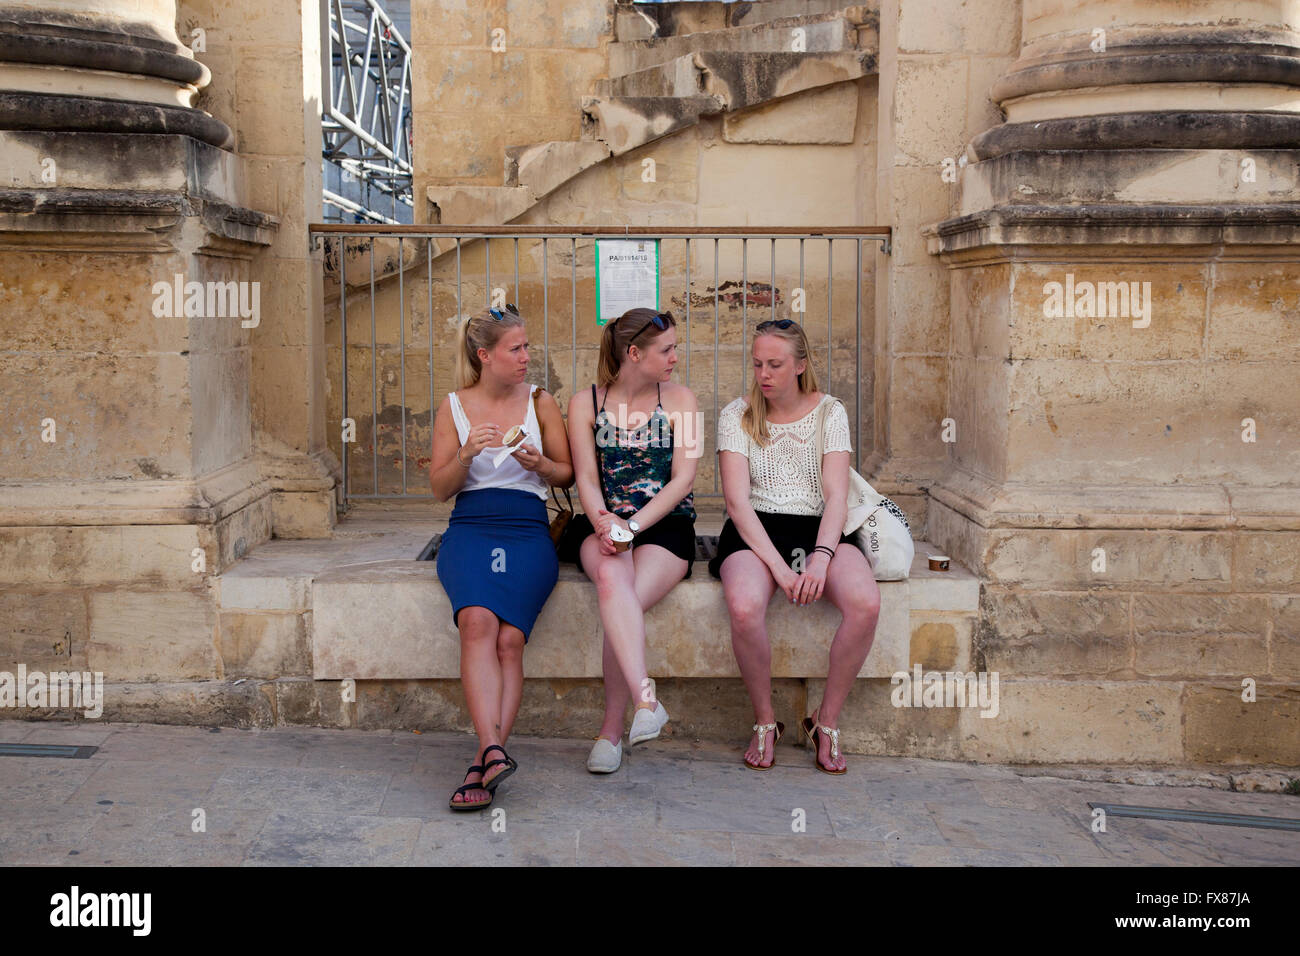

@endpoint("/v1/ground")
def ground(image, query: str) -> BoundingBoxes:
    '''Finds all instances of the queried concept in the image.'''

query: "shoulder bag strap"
[527,385,574,512]
[813,394,829,488]
[590,383,610,505]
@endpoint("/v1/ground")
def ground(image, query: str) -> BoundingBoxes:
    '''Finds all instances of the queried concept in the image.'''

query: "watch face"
[628,520,639,533]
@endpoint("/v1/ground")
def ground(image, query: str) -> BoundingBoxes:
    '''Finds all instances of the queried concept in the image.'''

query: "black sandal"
[448,763,492,811]
[481,744,517,793]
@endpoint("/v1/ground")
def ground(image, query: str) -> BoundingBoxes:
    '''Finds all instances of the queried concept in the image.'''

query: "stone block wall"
[1,0,333,724]
[923,242,1300,764]
[869,0,1022,533]
[6,0,1296,768]
[918,0,1300,766]
[412,0,617,202]
[179,0,337,537]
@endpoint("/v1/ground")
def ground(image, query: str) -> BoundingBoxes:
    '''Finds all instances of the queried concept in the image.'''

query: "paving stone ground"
[1,719,1297,866]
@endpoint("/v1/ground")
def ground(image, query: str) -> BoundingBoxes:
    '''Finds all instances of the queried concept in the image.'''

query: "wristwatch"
[627,518,641,535]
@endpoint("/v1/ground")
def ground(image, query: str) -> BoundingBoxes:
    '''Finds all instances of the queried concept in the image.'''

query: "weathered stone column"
[925,0,1300,763]
[975,0,1300,166]
[0,0,313,723]
[0,2,229,136]
[178,0,338,538]
[867,0,1021,531]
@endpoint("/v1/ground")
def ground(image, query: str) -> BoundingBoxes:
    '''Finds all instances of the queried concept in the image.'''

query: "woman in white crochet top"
[708,319,881,774]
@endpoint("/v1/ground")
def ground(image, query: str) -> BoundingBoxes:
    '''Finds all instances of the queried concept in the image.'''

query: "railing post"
[398,236,407,495]
[369,239,379,495]
[339,236,349,508]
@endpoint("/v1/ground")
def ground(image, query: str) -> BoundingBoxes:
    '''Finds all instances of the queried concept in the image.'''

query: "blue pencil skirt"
[435,488,559,642]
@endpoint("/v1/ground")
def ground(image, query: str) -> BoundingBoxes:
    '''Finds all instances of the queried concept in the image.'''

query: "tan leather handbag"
[532,386,574,549]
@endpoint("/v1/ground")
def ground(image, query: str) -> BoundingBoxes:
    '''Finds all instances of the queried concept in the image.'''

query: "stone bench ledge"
[308,548,977,681]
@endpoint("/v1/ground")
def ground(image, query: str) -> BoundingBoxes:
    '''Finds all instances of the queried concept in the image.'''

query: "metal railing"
[310,225,890,507]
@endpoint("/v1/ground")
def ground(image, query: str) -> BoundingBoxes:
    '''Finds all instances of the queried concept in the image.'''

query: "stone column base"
[924,474,1300,766]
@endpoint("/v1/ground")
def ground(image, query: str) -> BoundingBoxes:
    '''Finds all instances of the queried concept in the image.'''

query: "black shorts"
[564,512,696,579]
[708,511,855,578]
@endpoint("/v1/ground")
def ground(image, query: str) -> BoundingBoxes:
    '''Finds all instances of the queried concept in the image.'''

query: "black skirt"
[708,511,855,578]
[562,512,696,579]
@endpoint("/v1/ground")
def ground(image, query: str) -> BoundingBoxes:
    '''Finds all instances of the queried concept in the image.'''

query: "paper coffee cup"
[491,426,529,468]
[609,525,634,552]
[928,554,950,572]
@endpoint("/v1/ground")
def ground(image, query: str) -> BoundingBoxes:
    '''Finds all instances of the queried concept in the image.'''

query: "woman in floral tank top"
[565,308,700,773]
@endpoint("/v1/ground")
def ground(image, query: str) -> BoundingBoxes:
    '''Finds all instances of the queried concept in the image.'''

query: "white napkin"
[490,426,529,468]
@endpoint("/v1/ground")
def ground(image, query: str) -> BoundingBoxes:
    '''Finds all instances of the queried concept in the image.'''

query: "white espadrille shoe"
[628,701,669,745]
[587,736,623,773]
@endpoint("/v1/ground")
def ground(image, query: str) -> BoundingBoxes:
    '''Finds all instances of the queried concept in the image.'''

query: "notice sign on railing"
[595,239,659,326]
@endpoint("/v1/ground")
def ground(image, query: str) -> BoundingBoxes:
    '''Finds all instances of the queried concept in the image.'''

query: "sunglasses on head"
[627,310,672,342]
[756,318,796,332]
[488,303,520,320]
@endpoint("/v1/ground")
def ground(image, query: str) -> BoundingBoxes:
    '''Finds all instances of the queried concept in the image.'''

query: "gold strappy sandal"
[743,720,785,771]
[800,715,846,775]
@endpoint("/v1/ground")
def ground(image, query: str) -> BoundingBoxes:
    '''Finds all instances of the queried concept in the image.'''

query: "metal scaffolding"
[321,0,413,224]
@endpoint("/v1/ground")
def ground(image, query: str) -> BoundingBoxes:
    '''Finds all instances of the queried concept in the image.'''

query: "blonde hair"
[453,306,527,390]
[597,308,676,388]
[743,322,820,446]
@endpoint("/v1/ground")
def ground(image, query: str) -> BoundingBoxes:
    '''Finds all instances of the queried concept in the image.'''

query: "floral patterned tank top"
[592,383,696,520]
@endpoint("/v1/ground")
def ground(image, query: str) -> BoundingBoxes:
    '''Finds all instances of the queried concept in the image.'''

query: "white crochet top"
[716,394,852,516]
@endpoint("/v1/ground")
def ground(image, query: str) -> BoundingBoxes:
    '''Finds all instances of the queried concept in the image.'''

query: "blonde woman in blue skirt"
[428,304,574,810]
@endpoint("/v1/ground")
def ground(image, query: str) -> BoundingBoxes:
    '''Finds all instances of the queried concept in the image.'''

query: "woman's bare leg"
[453,606,504,805]
[628,544,689,710]
[719,550,780,767]
[813,544,881,771]
[581,535,638,741]
[582,535,654,703]
[495,623,526,742]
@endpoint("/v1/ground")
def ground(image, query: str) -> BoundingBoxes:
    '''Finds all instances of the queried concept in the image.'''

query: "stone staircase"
[610,4,870,75]
[427,0,879,227]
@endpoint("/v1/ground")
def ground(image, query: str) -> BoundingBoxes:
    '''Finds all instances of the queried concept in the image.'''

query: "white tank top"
[448,384,548,500]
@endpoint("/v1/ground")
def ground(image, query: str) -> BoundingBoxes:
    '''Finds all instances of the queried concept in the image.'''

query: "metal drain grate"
[0,743,97,759]
[1089,802,1300,832]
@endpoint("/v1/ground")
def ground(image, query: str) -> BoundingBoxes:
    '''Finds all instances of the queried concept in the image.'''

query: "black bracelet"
[812,545,837,559]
